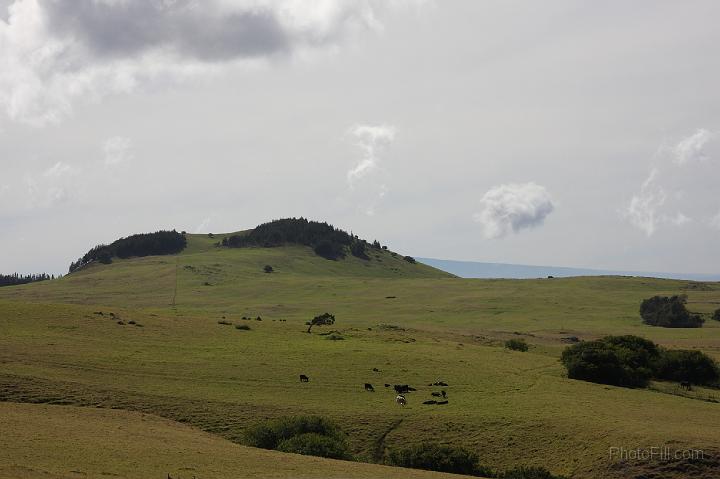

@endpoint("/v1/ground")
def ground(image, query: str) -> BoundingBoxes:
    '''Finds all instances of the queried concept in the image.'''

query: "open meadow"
[1,234,719,478]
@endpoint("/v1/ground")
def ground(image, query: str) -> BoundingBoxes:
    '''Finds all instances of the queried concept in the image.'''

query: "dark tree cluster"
[639,295,704,328]
[0,272,55,287]
[220,218,374,261]
[69,230,187,273]
[561,335,719,388]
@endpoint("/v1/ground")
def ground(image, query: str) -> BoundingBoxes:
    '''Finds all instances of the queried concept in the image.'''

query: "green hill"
[1,222,720,478]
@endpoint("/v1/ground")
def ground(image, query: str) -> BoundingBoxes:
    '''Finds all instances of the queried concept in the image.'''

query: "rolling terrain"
[1,232,719,478]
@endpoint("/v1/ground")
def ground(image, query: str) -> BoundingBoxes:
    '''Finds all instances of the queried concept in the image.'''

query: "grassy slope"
[1,234,719,478]
[0,402,475,479]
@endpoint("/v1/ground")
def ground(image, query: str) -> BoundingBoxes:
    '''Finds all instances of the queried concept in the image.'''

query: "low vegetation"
[561,335,719,388]
[386,443,566,478]
[639,295,704,328]
[69,230,187,272]
[505,338,529,352]
[244,416,351,460]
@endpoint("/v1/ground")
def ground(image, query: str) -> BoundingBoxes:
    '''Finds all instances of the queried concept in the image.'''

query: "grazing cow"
[394,384,414,394]
[436,400,448,405]
[423,400,437,405]
[395,395,407,406]
[372,367,380,372]
[365,383,375,392]
[441,390,447,398]
[299,374,309,382]
[433,381,449,387]
[680,381,692,391]
[384,383,391,388]
[431,392,442,397]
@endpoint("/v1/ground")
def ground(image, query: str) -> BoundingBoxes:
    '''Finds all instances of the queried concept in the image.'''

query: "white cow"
[395,394,406,406]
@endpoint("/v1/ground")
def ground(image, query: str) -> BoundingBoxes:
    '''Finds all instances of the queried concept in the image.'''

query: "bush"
[276,433,351,460]
[713,309,720,322]
[505,339,529,352]
[386,443,492,477]
[639,295,703,328]
[244,416,349,459]
[560,336,655,388]
[561,335,720,388]
[499,465,567,479]
[235,324,251,330]
[654,349,719,385]
[403,255,416,264]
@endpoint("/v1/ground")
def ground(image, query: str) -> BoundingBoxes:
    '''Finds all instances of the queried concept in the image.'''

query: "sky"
[1,0,720,276]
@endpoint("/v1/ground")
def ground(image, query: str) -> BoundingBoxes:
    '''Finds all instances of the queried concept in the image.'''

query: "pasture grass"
[1,234,720,478]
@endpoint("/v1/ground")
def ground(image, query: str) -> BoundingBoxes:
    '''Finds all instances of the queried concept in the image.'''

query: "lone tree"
[264,265,274,273]
[307,312,335,334]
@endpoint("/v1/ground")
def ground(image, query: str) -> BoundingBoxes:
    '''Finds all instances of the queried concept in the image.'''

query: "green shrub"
[654,349,719,385]
[386,443,492,476]
[499,465,567,479]
[713,309,720,322]
[560,336,655,388]
[276,432,350,460]
[244,416,347,456]
[561,335,720,388]
[235,324,251,330]
[639,295,703,328]
[505,339,529,352]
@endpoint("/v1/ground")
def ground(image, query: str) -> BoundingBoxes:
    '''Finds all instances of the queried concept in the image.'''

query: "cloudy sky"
[1,0,719,275]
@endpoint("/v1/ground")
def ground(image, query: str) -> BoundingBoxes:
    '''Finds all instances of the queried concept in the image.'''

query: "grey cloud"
[42,1,289,62]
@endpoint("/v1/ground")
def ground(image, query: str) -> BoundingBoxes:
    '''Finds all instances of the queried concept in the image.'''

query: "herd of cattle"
[299,374,450,406]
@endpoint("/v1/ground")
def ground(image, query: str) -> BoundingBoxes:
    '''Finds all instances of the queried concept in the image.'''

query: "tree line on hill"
[0,273,56,287]
[220,218,390,261]
[561,334,719,388]
[69,230,187,273]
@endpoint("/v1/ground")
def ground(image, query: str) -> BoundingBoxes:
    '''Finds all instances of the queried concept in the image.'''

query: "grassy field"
[1,233,719,478]
[0,402,476,479]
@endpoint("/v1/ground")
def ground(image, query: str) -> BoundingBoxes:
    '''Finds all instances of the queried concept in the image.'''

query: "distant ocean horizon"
[417,257,720,282]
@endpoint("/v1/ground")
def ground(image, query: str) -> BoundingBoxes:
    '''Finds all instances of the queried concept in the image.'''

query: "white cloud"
[103,136,133,166]
[43,160,73,177]
[625,168,666,236]
[194,214,216,233]
[672,128,714,165]
[346,123,395,185]
[474,182,554,239]
[710,211,720,231]
[26,161,79,207]
[0,0,421,126]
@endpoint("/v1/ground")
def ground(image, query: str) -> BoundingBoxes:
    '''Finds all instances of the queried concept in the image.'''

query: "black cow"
[423,400,437,405]
[372,367,380,372]
[433,381,449,387]
[384,383,391,388]
[394,384,411,394]
[680,381,692,391]
[441,390,447,398]
[436,400,448,405]
[431,392,442,397]
[300,374,309,382]
[365,383,375,392]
